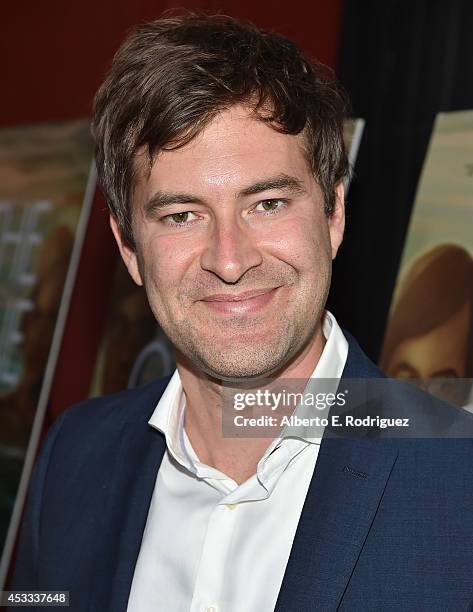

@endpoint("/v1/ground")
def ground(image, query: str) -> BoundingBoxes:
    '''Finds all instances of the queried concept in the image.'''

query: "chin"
[186,342,294,382]
[168,318,310,380]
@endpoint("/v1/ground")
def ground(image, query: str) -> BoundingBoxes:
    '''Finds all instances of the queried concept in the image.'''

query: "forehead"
[134,105,313,199]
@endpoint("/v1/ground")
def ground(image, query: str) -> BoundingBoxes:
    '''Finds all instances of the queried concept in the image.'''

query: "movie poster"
[0,120,95,586]
[380,110,473,409]
[343,117,365,189]
[89,259,175,397]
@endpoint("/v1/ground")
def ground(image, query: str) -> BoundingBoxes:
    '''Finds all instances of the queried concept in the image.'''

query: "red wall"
[2,1,341,125]
[2,0,342,415]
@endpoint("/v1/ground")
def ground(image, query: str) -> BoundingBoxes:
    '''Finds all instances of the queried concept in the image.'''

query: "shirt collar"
[148,310,348,475]
[275,309,348,445]
[148,370,197,472]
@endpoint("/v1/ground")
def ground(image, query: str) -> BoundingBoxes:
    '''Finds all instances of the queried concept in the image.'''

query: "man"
[12,13,473,611]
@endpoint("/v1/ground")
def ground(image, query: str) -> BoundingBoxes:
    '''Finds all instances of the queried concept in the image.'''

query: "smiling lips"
[200,287,281,315]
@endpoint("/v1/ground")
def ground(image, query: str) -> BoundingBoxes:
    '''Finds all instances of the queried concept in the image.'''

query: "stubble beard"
[159,289,326,382]
[143,257,331,381]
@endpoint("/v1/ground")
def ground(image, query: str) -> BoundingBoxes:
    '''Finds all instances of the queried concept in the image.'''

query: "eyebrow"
[237,173,306,198]
[143,192,203,216]
[143,173,306,216]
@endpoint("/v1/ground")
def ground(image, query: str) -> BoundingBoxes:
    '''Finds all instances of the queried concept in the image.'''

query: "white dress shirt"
[127,310,348,612]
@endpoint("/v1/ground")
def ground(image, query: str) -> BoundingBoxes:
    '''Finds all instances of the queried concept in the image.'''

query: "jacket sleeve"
[9,412,67,589]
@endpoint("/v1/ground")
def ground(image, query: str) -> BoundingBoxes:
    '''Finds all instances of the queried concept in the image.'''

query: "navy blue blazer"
[11,334,473,611]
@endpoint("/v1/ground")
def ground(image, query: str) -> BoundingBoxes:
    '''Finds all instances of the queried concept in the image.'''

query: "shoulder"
[57,375,171,431]
[30,376,171,498]
[341,330,473,463]
[41,376,171,467]
[12,377,171,588]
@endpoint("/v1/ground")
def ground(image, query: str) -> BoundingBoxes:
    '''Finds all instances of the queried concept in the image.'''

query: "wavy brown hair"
[92,12,350,246]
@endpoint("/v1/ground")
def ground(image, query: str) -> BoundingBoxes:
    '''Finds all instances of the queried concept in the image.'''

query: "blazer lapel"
[89,383,168,612]
[274,436,398,610]
[275,333,398,611]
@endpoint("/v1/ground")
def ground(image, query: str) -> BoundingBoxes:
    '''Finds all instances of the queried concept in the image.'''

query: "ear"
[109,215,143,286]
[328,181,345,260]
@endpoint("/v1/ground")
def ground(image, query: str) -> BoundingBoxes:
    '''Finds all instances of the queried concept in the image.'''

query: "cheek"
[260,217,331,269]
[141,233,197,291]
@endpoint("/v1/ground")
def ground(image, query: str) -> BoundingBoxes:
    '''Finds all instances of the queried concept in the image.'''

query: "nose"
[200,218,263,283]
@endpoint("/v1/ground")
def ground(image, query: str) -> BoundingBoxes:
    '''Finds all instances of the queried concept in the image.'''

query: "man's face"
[111,105,344,380]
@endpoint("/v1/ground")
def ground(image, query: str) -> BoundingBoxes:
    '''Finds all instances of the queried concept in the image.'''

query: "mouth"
[199,287,282,315]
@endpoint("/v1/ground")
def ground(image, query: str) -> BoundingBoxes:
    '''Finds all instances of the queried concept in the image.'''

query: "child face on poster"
[381,244,473,404]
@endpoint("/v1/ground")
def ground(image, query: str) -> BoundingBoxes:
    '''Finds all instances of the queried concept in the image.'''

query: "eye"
[253,199,287,214]
[161,211,199,226]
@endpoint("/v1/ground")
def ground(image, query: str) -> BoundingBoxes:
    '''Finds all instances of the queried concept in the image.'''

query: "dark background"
[2,0,472,414]
[331,0,473,359]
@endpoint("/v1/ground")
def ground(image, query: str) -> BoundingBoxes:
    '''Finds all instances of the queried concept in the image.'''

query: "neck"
[178,320,326,484]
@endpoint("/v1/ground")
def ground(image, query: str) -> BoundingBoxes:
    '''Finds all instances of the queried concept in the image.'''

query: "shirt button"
[204,607,218,612]
[225,504,238,510]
